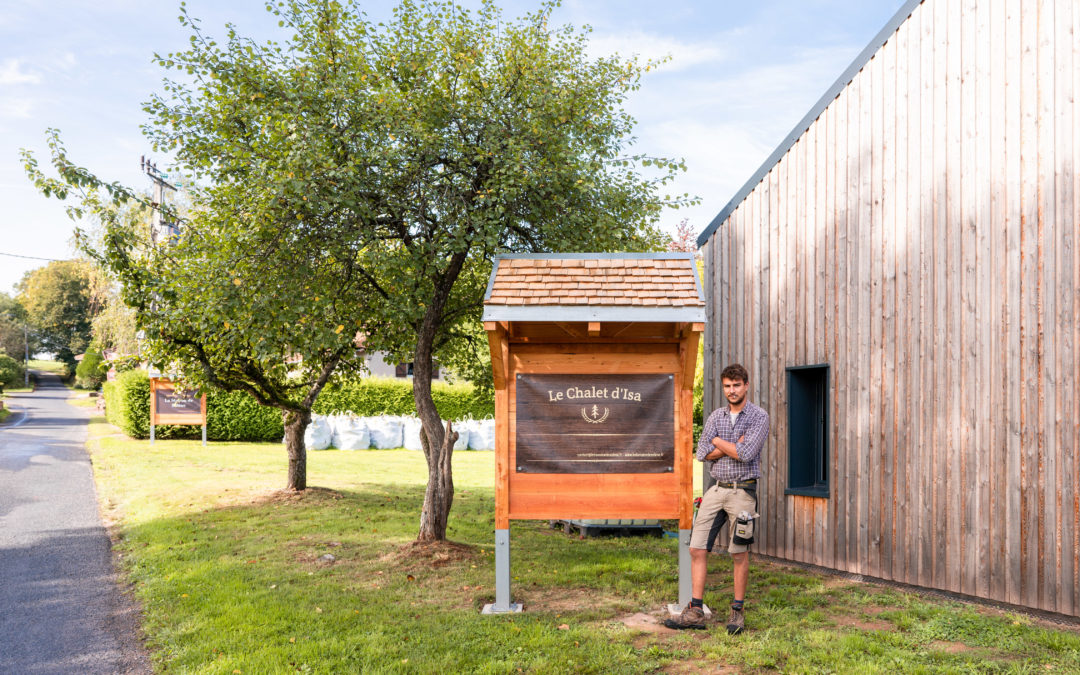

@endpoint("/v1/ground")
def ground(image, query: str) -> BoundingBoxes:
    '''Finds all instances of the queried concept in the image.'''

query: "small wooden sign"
[150,378,206,426]
[515,373,674,473]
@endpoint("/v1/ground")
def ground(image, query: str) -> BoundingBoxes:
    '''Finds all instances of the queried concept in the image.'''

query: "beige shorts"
[689,484,758,554]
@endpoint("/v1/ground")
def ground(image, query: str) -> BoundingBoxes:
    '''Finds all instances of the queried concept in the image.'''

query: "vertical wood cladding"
[702,0,1079,615]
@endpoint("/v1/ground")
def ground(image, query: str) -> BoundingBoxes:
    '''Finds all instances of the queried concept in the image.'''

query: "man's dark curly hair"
[720,363,749,384]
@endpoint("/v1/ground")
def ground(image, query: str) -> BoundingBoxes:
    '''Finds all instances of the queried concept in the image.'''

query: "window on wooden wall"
[785,364,829,498]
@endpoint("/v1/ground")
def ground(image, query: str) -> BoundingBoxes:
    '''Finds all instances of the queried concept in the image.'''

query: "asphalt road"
[0,373,149,674]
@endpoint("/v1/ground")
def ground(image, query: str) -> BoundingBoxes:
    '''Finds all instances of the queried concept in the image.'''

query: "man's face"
[722,377,748,407]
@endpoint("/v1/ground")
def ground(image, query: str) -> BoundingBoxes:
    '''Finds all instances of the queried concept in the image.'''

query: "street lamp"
[1,311,30,387]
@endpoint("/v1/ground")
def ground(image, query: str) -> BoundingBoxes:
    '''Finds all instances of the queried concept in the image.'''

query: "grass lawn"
[28,359,65,373]
[0,407,10,423]
[86,416,1080,674]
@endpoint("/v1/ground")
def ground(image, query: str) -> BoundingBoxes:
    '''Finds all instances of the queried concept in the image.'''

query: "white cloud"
[0,97,34,118]
[587,31,728,72]
[0,58,40,85]
[55,52,78,70]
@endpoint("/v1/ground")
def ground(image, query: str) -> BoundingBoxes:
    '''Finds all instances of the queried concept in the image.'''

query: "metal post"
[678,529,692,607]
[482,528,521,614]
[23,324,28,387]
[202,424,207,447]
[668,529,710,618]
[150,423,155,445]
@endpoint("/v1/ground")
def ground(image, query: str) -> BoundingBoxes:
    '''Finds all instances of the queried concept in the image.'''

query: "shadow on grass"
[112,481,1080,674]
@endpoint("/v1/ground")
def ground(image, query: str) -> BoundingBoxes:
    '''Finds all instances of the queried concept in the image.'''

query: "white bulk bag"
[402,417,424,451]
[461,419,481,450]
[335,415,370,451]
[368,415,404,449]
[326,413,347,448]
[471,419,496,450]
[304,415,333,451]
[452,421,469,451]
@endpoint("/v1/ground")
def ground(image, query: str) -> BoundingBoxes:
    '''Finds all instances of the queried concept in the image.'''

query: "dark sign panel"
[154,387,203,416]
[515,373,674,473]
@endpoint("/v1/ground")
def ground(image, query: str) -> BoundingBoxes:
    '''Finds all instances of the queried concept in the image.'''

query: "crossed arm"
[696,409,769,464]
[702,435,744,462]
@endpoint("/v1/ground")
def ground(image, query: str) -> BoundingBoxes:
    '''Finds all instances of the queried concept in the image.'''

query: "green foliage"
[109,353,141,373]
[0,354,24,393]
[104,369,150,438]
[16,260,100,372]
[30,0,687,397]
[24,0,690,504]
[0,292,37,360]
[90,282,140,356]
[104,369,283,441]
[104,371,493,441]
[205,389,284,442]
[313,377,493,420]
[75,346,108,389]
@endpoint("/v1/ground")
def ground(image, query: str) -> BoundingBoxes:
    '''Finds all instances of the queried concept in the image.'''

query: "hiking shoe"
[726,605,745,635]
[663,604,707,630]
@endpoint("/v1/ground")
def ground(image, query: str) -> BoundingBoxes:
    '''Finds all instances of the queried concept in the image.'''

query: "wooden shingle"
[485,255,704,309]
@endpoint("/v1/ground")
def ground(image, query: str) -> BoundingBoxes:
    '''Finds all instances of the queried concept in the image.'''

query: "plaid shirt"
[696,401,770,483]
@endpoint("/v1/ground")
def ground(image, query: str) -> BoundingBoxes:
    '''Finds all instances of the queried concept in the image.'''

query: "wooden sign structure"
[149,376,207,446]
[482,253,705,614]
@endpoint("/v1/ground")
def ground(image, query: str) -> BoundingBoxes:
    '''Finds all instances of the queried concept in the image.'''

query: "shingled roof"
[482,253,705,323]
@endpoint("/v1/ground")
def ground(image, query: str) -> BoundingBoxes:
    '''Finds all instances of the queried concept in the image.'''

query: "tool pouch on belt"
[732,509,759,546]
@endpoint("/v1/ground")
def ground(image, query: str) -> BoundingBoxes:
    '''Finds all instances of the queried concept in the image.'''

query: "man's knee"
[731,551,749,565]
[690,546,708,560]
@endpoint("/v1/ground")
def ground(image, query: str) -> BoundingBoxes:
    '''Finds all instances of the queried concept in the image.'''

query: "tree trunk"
[417,419,457,541]
[412,251,468,542]
[413,313,455,541]
[283,409,311,491]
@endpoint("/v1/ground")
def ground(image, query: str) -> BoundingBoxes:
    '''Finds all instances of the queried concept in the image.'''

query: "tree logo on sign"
[582,405,610,424]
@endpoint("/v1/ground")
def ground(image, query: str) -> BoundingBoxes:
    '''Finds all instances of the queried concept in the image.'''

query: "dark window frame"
[395,362,440,379]
[784,363,830,498]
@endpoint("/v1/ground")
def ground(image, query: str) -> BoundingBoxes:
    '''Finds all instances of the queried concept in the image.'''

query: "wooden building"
[696,0,1079,616]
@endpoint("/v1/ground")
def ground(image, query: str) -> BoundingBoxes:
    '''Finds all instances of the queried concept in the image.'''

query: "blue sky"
[0,0,908,295]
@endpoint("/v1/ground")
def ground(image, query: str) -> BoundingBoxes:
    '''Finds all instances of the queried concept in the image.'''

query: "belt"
[716,479,757,490]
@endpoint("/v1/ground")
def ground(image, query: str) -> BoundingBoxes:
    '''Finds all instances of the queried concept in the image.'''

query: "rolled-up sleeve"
[735,409,770,463]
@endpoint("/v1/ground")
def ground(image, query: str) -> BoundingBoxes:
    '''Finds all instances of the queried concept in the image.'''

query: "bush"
[205,389,283,442]
[313,376,494,420]
[103,371,493,442]
[75,348,108,389]
[0,353,24,393]
[104,369,150,437]
[104,369,284,441]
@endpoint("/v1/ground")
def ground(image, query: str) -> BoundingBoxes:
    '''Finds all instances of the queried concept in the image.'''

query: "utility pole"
[140,156,179,244]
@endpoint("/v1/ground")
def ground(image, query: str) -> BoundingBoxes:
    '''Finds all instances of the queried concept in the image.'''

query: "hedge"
[313,376,494,420]
[103,371,494,442]
[103,370,282,441]
[103,369,151,438]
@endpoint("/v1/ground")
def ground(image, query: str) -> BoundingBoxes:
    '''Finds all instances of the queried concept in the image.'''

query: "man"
[665,363,769,634]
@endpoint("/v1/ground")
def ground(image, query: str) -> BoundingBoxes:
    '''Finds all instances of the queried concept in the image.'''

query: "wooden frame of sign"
[149,377,207,446]
[480,253,705,615]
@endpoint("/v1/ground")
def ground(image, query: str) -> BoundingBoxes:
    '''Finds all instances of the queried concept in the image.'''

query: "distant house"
[353,334,443,381]
[362,353,441,380]
[697,0,1078,616]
